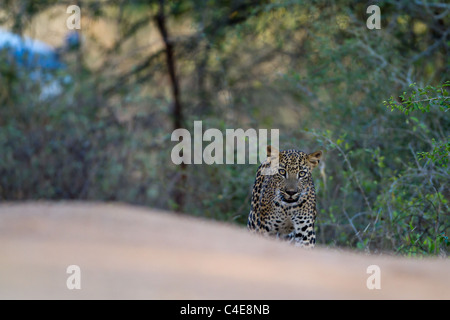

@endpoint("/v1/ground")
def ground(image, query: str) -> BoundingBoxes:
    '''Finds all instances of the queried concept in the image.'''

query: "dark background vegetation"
[0,0,448,256]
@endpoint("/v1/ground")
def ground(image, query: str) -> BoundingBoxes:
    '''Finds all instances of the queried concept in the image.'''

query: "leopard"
[247,145,322,248]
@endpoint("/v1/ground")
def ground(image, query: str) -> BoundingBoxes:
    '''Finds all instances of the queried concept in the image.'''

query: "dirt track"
[0,202,448,299]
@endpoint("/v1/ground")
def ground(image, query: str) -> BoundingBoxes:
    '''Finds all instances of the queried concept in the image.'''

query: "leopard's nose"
[286,190,297,197]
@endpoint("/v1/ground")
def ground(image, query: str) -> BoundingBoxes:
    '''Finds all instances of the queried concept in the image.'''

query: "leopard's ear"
[266,145,279,159]
[263,145,280,174]
[308,150,322,169]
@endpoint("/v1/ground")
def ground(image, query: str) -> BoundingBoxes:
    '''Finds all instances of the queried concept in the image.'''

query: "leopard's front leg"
[292,215,316,248]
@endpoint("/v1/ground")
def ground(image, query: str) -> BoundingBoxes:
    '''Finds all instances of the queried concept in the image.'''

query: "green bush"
[307,82,449,256]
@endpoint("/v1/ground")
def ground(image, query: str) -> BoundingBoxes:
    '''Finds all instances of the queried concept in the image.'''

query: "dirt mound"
[0,202,448,299]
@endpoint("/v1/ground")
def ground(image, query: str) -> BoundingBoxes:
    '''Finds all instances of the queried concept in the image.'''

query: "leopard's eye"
[298,171,306,178]
[278,168,286,176]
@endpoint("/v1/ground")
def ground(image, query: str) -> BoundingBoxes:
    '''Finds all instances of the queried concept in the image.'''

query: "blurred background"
[0,0,448,256]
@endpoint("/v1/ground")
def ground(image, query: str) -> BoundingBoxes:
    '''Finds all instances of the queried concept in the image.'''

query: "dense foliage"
[0,0,448,256]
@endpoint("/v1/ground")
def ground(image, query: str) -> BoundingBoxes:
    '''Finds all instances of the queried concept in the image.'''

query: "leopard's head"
[266,145,322,203]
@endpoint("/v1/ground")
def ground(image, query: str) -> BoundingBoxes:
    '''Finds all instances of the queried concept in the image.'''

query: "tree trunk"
[155,0,186,212]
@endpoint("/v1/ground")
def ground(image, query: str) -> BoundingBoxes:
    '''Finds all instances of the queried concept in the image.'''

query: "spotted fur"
[247,146,322,248]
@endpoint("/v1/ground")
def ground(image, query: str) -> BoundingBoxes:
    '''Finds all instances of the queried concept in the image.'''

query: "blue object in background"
[0,29,80,100]
[0,28,65,70]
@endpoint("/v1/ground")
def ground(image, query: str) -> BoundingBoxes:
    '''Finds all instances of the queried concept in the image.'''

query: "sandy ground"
[0,202,448,300]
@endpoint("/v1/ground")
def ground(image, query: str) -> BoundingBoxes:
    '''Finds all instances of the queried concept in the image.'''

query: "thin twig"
[325,137,373,215]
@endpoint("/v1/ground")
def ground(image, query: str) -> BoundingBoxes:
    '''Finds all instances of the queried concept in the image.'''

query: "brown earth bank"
[0,202,448,299]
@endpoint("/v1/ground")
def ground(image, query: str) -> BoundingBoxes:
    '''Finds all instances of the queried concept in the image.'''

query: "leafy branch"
[383,81,450,115]
[384,82,449,167]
